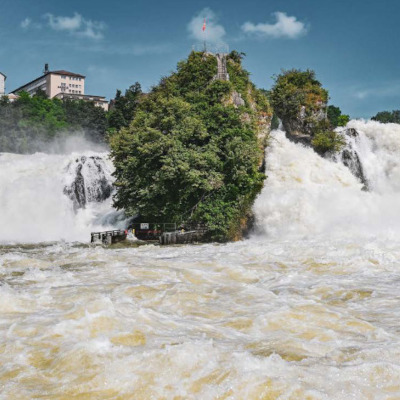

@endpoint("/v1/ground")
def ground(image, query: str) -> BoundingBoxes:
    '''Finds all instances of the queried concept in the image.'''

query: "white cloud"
[20,17,42,30]
[242,12,307,39]
[20,18,31,29]
[187,8,226,45]
[353,81,400,100]
[43,12,106,40]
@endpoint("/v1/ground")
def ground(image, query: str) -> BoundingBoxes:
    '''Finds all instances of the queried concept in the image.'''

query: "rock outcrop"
[333,128,368,189]
[64,156,113,210]
[283,103,327,145]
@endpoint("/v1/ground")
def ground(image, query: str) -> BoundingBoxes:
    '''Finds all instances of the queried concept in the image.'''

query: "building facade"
[0,72,6,95]
[11,64,108,110]
[12,65,85,98]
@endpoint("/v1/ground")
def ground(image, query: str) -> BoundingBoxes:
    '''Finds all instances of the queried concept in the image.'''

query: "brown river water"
[2,122,400,398]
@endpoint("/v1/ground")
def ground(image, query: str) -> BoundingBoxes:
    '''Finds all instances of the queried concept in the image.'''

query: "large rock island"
[110,51,272,241]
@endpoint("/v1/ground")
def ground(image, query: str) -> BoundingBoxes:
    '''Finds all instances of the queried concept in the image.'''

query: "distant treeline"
[372,110,400,124]
[0,84,142,153]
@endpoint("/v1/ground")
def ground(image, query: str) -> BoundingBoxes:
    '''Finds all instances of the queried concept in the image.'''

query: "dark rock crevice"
[63,156,113,210]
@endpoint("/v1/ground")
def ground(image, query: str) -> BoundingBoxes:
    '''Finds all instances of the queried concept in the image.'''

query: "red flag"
[202,18,206,32]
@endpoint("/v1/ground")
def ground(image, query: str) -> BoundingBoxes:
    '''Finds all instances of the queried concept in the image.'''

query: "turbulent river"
[1,121,400,399]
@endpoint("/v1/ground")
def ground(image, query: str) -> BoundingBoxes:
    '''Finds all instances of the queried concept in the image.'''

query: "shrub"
[312,130,345,154]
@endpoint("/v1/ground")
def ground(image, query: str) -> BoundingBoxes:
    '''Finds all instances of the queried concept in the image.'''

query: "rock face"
[331,128,369,189]
[231,91,245,107]
[283,103,327,145]
[64,156,113,209]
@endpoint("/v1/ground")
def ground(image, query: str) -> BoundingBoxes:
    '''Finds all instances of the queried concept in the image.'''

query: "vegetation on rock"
[270,69,328,137]
[270,69,347,154]
[110,51,272,241]
[312,129,346,154]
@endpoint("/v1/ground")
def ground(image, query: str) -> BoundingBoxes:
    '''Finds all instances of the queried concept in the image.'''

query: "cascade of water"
[330,127,368,189]
[1,120,400,244]
[253,121,400,239]
[0,151,121,243]
[346,120,400,194]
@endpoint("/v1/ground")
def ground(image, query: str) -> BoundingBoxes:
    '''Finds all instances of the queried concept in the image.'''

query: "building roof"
[11,69,85,93]
[0,72,6,79]
[51,70,86,78]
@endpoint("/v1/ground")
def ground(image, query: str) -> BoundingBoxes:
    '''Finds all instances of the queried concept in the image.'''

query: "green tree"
[337,114,350,127]
[372,110,400,124]
[110,51,271,241]
[327,105,350,128]
[0,91,108,153]
[108,83,142,132]
[63,99,108,142]
[270,69,328,136]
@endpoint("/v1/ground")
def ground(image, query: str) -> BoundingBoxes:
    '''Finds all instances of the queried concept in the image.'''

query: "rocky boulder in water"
[331,128,369,189]
[64,156,113,209]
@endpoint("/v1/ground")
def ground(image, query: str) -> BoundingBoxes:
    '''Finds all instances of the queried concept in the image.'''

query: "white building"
[0,72,6,95]
[11,64,108,110]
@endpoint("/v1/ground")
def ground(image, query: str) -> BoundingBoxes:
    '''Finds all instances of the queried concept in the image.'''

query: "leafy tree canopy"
[0,92,108,153]
[270,69,328,126]
[372,110,400,124]
[110,51,272,241]
[270,69,348,154]
[327,105,350,128]
[107,83,143,133]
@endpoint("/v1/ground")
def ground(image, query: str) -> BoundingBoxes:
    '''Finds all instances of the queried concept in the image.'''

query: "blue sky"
[1,0,400,118]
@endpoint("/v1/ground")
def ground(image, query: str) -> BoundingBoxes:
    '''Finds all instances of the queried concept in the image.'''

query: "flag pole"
[202,17,207,53]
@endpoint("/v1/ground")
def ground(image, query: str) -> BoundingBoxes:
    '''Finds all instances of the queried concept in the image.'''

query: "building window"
[61,75,66,79]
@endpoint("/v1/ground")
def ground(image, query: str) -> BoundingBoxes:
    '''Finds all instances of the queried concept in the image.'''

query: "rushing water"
[1,121,400,399]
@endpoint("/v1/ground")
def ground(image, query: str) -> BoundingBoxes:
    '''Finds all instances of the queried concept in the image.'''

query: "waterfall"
[331,127,368,189]
[1,120,399,244]
[0,151,125,243]
[253,121,400,239]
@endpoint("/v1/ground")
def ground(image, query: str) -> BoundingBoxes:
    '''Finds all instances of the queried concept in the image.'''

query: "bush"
[312,130,345,154]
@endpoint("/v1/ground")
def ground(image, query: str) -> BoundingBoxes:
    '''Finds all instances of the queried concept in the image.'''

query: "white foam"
[0,151,118,243]
[254,123,400,239]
